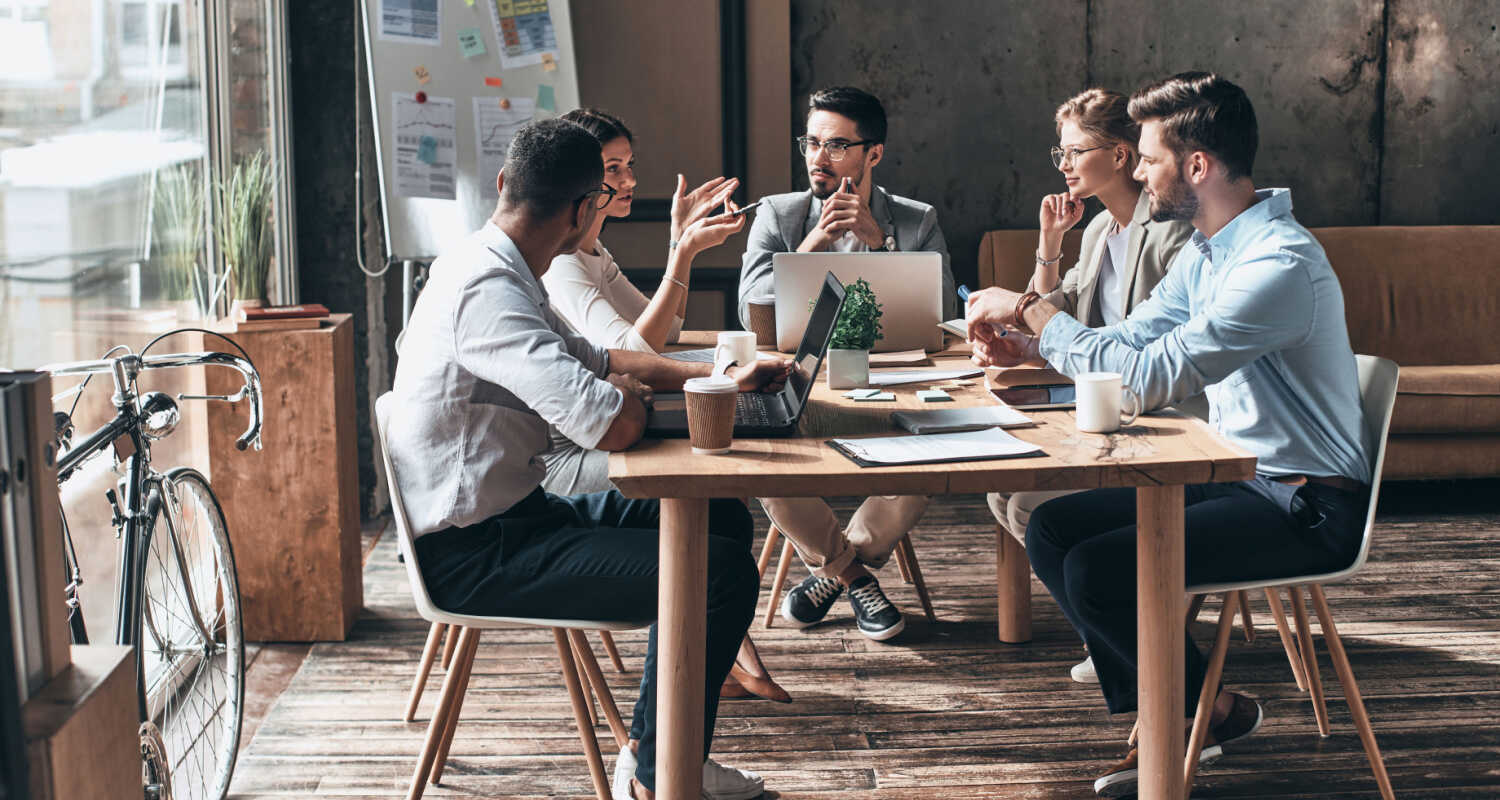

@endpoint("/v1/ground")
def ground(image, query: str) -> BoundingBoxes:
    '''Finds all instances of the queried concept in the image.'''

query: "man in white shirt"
[385,120,788,800]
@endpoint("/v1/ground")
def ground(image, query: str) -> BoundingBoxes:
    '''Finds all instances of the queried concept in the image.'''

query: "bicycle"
[45,342,263,800]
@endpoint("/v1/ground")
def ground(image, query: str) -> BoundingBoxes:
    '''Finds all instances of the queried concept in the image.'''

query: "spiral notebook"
[827,427,1044,467]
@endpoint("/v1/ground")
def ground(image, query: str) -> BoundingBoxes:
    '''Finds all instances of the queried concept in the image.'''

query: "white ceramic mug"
[713,331,758,371]
[1075,371,1141,433]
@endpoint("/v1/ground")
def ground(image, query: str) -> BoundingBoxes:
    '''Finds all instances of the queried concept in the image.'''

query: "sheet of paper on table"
[867,367,984,386]
[829,427,1043,466]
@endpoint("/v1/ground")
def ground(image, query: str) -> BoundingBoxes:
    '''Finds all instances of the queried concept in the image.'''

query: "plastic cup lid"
[683,375,739,394]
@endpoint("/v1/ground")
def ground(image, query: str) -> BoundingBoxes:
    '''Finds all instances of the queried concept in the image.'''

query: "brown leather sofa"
[978,225,1500,480]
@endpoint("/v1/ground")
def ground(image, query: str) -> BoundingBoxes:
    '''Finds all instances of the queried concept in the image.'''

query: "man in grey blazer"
[737,86,956,328]
[730,87,952,643]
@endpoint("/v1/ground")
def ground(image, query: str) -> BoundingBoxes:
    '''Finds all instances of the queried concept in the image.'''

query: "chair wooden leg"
[554,628,612,800]
[1265,587,1309,691]
[1288,585,1332,736]
[764,539,796,629]
[1185,592,1239,792]
[995,525,1032,643]
[897,534,937,623]
[430,630,480,785]
[1237,590,1256,642]
[405,622,447,722]
[572,636,601,727]
[570,630,630,749]
[1127,719,1138,747]
[756,525,781,577]
[406,626,476,800]
[893,537,914,584]
[1308,585,1396,800]
[441,622,459,670]
[596,630,626,674]
[1185,593,1207,625]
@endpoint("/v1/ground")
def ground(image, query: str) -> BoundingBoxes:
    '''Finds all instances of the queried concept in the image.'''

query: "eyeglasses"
[796,136,875,162]
[577,183,618,210]
[1050,144,1109,168]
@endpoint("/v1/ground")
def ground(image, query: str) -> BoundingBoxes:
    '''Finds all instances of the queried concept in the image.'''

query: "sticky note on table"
[843,388,880,399]
[854,392,897,402]
[417,135,438,164]
[457,27,486,58]
[536,84,556,112]
[917,389,953,402]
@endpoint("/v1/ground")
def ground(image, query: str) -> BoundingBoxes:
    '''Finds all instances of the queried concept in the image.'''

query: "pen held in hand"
[729,200,763,217]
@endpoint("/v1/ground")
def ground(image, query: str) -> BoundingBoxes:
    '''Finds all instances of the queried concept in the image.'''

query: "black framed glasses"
[795,136,875,162]
[1050,144,1109,168]
[577,183,618,210]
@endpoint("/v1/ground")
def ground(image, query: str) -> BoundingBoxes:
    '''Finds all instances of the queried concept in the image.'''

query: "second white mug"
[714,331,758,370]
[1075,371,1141,433]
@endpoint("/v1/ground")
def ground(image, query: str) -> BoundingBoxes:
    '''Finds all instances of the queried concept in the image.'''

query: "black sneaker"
[847,575,905,641]
[780,574,843,627]
[1211,692,1263,748]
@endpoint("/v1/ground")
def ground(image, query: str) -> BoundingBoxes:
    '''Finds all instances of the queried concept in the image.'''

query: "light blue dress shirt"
[1038,189,1370,483]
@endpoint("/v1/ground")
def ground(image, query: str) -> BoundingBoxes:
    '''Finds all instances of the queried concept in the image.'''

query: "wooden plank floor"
[230,484,1500,799]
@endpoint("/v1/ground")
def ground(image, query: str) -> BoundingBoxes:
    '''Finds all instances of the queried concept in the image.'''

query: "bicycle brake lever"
[177,388,247,403]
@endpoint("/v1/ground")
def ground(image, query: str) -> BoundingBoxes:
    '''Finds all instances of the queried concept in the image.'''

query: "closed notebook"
[892,405,1033,434]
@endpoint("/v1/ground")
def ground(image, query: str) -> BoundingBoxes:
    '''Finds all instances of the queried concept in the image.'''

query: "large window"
[0,0,292,371]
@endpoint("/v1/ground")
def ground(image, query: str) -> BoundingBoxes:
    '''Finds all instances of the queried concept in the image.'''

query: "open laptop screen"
[783,273,845,414]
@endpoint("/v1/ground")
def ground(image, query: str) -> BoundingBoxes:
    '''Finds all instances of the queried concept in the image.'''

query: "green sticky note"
[458,27,486,58]
[536,83,556,112]
[917,389,953,402]
[464,0,474,5]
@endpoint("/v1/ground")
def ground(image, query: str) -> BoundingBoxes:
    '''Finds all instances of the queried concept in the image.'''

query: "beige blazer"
[1040,191,1194,327]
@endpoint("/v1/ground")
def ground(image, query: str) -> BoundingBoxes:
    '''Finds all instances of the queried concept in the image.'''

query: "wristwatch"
[877,234,896,252]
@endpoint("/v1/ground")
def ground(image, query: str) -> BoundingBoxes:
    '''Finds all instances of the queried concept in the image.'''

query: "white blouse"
[542,242,683,354]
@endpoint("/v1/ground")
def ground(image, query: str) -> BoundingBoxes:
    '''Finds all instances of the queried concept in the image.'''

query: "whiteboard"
[360,0,581,261]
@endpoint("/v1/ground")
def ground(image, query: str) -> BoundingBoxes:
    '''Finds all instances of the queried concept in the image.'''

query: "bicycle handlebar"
[43,351,264,451]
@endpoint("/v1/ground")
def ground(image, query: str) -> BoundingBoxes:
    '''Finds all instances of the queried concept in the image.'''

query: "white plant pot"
[825,348,870,389]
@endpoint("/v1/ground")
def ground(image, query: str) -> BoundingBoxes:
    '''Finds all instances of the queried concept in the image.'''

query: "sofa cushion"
[1381,435,1500,481]
[1390,364,1500,435]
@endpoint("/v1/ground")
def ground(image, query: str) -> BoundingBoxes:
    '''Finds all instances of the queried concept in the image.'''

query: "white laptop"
[772,252,944,352]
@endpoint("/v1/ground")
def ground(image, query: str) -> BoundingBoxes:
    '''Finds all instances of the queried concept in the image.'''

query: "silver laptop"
[772,252,944,352]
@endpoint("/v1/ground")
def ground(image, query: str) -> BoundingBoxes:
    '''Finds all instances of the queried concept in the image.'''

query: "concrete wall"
[791,0,1500,289]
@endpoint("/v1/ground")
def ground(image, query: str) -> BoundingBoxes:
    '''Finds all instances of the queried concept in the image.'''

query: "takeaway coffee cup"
[714,331,758,371]
[1075,371,1141,433]
[683,375,739,454]
[746,295,777,347]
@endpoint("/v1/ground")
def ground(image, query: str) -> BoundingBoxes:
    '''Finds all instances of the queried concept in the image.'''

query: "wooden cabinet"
[23,645,139,800]
[206,314,361,641]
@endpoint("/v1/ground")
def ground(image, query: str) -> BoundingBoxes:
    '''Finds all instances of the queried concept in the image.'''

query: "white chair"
[1183,355,1400,798]
[375,394,650,800]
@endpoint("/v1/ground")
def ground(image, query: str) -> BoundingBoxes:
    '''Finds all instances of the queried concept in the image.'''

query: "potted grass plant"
[150,162,214,319]
[216,151,276,311]
[823,277,883,388]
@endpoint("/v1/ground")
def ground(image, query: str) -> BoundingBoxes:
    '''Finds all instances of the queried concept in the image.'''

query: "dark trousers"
[414,489,758,791]
[1025,477,1366,715]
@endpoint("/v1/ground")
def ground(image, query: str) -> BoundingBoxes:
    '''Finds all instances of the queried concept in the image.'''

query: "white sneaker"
[1071,655,1099,684]
[701,757,764,800]
[612,745,637,800]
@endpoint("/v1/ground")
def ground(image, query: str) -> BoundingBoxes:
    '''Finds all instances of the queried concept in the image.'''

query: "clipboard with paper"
[827,427,1045,467]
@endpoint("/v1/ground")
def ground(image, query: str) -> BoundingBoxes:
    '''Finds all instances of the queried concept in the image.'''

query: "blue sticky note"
[536,84,556,112]
[417,135,437,165]
[457,27,486,58]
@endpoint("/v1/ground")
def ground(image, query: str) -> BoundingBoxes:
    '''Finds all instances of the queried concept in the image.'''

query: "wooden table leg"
[658,498,708,800]
[995,525,1032,643]
[1136,485,1185,800]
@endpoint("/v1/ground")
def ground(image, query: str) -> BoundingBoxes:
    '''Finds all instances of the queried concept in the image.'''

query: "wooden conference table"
[608,333,1255,800]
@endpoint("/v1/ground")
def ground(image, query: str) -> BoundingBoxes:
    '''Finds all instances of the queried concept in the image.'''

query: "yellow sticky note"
[414,65,431,85]
[541,52,557,72]
[465,0,475,5]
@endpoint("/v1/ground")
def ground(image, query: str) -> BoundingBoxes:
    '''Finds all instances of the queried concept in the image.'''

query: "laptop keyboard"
[735,393,774,427]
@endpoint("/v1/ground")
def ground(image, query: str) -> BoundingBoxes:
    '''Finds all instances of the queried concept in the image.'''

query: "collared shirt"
[1038,189,1370,482]
[386,223,624,536]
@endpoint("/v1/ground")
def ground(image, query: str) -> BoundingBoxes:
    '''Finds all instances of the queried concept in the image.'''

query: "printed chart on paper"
[487,0,558,69]
[378,0,440,44]
[473,97,537,197]
[392,92,457,199]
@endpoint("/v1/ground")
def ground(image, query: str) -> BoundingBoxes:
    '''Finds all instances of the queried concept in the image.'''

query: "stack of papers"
[867,367,984,386]
[892,405,1033,434]
[828,427,1044,466]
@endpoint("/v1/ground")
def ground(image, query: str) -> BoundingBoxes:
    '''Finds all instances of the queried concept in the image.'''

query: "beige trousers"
[989,489,1083,545]
[758,495,932,579]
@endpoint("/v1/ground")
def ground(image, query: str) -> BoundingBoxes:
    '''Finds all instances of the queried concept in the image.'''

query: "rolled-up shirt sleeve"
[453,270,623,449]
[1039,248,1315,412]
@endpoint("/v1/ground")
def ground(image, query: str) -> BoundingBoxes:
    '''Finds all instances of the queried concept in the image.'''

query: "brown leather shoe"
[722,662,792,703]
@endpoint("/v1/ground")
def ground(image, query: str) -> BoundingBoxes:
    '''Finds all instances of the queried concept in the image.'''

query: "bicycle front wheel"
[136,468,244,800]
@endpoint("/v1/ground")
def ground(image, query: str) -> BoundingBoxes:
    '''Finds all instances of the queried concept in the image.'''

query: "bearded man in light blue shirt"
[966,72,1371,797]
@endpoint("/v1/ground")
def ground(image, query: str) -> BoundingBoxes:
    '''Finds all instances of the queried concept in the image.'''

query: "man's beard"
[809,169,854,200]
[1149,164,1199,223]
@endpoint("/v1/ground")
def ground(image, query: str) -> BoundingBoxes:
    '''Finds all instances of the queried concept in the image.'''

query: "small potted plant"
[823,277,883,388]
[216,150,276,312]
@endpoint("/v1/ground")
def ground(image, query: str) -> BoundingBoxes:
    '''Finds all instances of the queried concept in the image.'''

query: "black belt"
[1273,474,1366,494]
